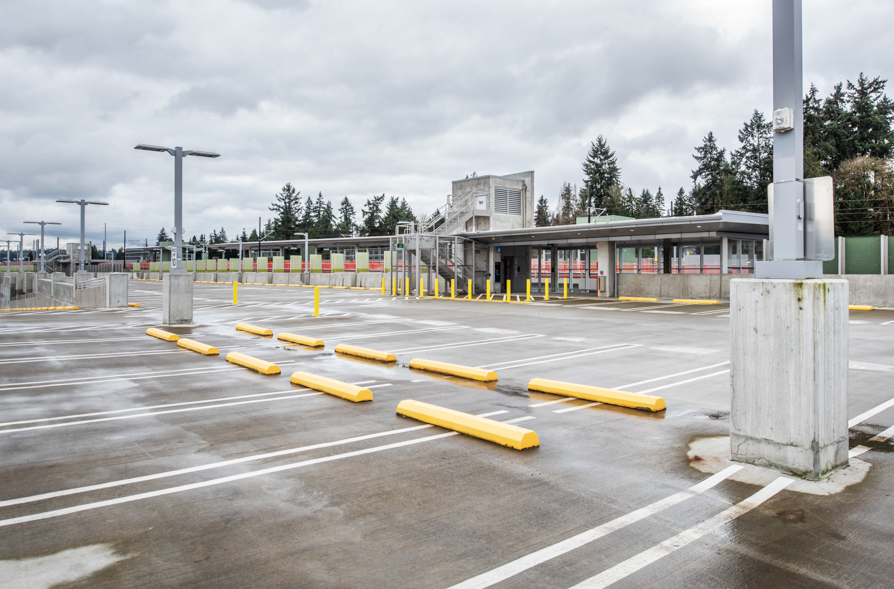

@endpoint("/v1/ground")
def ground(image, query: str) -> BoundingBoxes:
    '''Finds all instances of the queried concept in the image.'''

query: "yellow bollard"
[392,277,397,295]
[563,278,568,299]
[545,279,550,301]
[486,279,491,301]
[451,279,455,299]
[526,279,531,301]
[233,281,238,305]
[467,279,472,300]
[420,277,424,298]
[314,286,320,316]
[405,277,410,297]
[435,279,439,298]
[382,280,386,296]
[506,279,511,302]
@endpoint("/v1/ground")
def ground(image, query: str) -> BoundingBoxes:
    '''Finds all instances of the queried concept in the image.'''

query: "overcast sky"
[1,0,891,251]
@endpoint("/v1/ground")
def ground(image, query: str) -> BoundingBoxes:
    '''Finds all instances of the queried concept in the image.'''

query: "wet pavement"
[0,281,893,588]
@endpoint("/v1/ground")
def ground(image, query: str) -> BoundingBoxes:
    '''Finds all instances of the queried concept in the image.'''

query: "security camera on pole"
[730,0,847,479]
[135,144,220,325]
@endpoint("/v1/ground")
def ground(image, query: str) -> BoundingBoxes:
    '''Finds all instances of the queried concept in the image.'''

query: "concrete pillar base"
[163,273,194,325]
[730,278,849,479]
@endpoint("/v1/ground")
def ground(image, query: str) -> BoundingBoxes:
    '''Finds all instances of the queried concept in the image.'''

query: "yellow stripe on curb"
[177,338,219,355]
[350,286,366,290]
[146,328,179,342]
[849,305,874,311]
[672,299,719,305]
[290,372,372,402]
[528,378,666,412]
[619,296,659,302]
[127,302,141,307]
[396,400,538,450]
[236,323,273,336]
[334,344,396,362]
[408,359,497,382]
[333,286,348,289]
[225,352,281,375]
[278,333,324,347]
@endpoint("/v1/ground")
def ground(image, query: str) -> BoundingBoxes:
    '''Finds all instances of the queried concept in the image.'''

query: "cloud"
[0,0,889,247]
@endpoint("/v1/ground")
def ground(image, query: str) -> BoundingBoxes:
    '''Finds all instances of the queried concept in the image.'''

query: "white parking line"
[0,412,518,526]
[447,466,743,589]
[849,423,894,458]
[0,349,187,365]
[483,344,640,371]
[633,370,730,395]
[849,396,894,428]
[0,381,380,428]
[0,337,146,348]
[392,334,543,354]
[554,401,602,413]
[0,362,300,393]
[568,477,793,589]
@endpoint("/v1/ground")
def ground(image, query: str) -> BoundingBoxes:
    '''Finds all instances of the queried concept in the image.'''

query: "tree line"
[537,73,894,236]
[154,187,417,249]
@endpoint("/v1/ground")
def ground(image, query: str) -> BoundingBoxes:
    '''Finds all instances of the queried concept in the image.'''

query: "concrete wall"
[616,272,894,306]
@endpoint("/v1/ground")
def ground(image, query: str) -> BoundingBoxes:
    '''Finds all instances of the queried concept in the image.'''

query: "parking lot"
[1,281,893,588]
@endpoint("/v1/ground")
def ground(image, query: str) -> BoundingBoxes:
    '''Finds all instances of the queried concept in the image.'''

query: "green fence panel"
[889,237,894,274]
[257,256,268,272]
[290,255,301,273]
[845,236,881,275]
[823,239,839,274]
[272,256,285,273]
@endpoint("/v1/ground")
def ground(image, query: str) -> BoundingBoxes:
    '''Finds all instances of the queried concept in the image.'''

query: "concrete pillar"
[881,235,888,276]
[662,241,672,274]
[730,278,849,479]
[838,237,846,275]
[162,273,193,325]
[550,245,558,292]
[105,273,128,308]
[596,241,615,298]
[721,237,729,274]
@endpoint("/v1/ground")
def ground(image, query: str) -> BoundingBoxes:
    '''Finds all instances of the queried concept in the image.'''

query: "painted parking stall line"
[447,466,743,589]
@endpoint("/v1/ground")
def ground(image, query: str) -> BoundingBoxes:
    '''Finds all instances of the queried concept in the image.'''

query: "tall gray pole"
[24,221,61,273]
[172,146,184,273]
[773,0,803,183]
[79,202,86,271]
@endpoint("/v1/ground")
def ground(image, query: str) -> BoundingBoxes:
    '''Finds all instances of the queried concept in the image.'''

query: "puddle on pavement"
[687,435,870,495]
[0,544,128,589]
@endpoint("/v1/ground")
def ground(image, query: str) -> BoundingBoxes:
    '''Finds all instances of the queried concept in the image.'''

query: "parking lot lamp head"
[56,199,108,273]
[134,144,220,275]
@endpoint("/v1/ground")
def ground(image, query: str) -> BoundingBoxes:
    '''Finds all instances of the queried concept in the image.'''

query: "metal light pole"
[2,240,9,272]
[24,220,61,274]
[7,233,35,273]
[134,144,220,275]
[56,200,108,273]
[295,233,309,273]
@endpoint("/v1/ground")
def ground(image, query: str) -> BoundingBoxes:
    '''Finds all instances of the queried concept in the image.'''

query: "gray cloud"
[0,0,890,248]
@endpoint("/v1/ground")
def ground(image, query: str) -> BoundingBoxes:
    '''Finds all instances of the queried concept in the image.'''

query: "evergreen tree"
[654,187,665,218]
[381,196,402,235]
[361,194,385,235]
[300,196,315,234]
[833,156,894,236]
[336,197,356,235]
[621,188,639,218]
[218,227,228,243]
[690,132,736,214]
[155,228,170,245]
[535,195,552,226]
[189,235,198,245]
[317,200,335,236]
[731,110,773,210]
[397,198,415,223]
[638,189,654,218]
[846,74,894,161]
[247,228,259,242]
[209,229,219,244]
[240,229,249,242]
[669,188,694,216]
[582,135,621,210]
[559,182,576,224]
[313,192,326,228]
[269,183,303,240]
